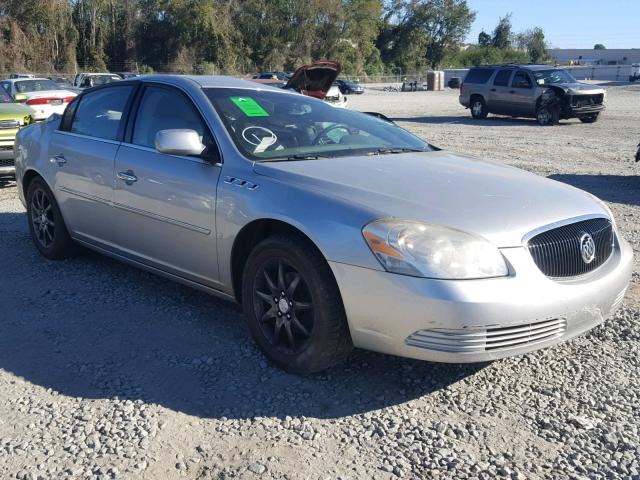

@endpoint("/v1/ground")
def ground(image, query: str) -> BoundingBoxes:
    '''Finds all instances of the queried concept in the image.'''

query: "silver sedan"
[14,75,633,373]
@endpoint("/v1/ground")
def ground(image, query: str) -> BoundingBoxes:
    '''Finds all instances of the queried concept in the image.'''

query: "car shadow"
[0,176,16,189]
[549,174,640,207]
[391,115,574,127]
[0,211,484,420]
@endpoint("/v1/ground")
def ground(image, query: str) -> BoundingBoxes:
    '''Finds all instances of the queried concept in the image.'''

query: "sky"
[465,0,640,49]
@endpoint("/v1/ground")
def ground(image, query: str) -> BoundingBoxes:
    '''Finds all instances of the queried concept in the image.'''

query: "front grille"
[571,94,604,108]
[527,218,613,278]
[0,120,19,129]
[405,318,567,354]
[0,158,15,168]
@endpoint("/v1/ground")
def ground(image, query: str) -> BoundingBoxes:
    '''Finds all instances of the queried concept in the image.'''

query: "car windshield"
[205,87,431,161]
[15,79,60,93]
[90,75,121,85]
[532,69,577,85]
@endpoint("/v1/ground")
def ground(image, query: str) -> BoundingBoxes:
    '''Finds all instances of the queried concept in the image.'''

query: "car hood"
[0,103,34,119]
[253,151,607,248]
[553,83,605,95]
[285,61,342,100]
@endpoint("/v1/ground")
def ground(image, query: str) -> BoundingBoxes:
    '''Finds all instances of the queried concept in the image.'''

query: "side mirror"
[14,94,27,103]
[155,129,206,157]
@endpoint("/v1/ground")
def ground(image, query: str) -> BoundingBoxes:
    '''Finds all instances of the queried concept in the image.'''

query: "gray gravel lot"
[0,85,639,480]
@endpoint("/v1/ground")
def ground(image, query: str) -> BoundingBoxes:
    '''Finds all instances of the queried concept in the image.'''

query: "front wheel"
[536,105,559,126]
[26,177,76,259]
[579,113,600,123]
[242,234,353,374]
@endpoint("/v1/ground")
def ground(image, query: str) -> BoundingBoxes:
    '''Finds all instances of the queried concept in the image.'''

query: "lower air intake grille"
[527,218,613,278]
[0,157,14,168]
[405,318,567,354]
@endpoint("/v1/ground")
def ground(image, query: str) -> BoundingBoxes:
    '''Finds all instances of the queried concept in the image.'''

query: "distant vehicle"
[9,73,35,79]
[0,78,76,121]
[73,73,122,89]
[0,87,34,176]
[636,143,639,162]
[49,77,75,90]
[285,61,347,108]
[14,75,633,373]
[253,72,289,81]
[336,79,364,95]
[114,72,141,80]
[630,64,640,83]
[459,64,606,126]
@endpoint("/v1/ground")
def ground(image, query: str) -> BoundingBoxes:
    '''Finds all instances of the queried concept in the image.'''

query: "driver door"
[112,84,223,287]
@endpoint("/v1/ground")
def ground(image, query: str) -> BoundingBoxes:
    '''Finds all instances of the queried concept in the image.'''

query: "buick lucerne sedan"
[14,76,633,373]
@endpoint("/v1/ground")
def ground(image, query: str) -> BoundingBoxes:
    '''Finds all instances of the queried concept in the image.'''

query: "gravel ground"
[0,85,639,480]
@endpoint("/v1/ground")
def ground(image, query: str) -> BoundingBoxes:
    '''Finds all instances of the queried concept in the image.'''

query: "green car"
[0,88,34,176]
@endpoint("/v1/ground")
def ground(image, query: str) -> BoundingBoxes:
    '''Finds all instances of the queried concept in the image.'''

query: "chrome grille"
[571,94,604,107]
[0,158,15,168]
[527,218,613,278]
[406,318,567,354]
[0,120,19,129]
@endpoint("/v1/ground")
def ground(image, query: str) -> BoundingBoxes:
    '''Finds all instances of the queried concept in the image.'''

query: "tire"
[241,234,353,374]
[536,104,559,126]
[579,113,600,124]
[470,97,488,119]
[26,177,76,260]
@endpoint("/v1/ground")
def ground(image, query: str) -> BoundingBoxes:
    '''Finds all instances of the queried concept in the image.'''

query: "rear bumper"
[330,235,633,363]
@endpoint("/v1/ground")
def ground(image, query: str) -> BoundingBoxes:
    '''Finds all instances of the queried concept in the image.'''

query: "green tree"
[478,30,491,47]
[594,43,606,50]
[491,13,512,49]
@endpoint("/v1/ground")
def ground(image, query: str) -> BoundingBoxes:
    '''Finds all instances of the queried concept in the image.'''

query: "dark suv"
[459,64,606,125]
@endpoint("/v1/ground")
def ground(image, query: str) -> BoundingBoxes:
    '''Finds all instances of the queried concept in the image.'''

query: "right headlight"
[362,219,509,280]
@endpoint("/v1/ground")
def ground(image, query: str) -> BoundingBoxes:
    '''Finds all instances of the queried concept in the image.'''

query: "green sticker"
[230,96,269,117]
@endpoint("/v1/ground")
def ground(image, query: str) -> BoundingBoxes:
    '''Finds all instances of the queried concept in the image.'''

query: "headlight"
[362,219,508,279]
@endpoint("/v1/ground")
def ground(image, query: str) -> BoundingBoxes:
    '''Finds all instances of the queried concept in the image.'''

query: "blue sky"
[466,0,640,49]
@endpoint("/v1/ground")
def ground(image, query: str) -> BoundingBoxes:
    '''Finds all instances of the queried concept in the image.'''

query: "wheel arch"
[230,218,329,303]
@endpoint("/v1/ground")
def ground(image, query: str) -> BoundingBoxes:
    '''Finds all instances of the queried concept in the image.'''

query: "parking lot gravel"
[0,84,638,480]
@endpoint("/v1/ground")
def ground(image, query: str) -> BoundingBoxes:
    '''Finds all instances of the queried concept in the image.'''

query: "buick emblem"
[579,233,596,264]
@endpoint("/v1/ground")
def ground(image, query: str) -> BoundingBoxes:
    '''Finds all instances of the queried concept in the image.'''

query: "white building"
[549,49,640,66]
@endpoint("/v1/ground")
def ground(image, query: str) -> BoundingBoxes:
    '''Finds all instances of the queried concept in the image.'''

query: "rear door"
[112,83,222,286]
[50,84,136,246]
[487,69,514,114]
[508,71,536,116]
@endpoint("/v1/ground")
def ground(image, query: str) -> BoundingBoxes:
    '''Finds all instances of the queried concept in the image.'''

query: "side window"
[512,71,532,89]
[70,86,134,140]
[464,68,494,84]
[493,69,513,87]
[131,86,211,152]
[1,82,10,94]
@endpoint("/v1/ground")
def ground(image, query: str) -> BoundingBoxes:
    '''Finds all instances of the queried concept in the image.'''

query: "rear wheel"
[470,97,488,119]
[26,177,76,259]
[242,234,352,374]
[579,113,600,123]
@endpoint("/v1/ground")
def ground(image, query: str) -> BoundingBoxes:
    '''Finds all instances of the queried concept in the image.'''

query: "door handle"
[117,170,138,184]
[490,88,496,92]
[50,154,67,165]
[509,90,515,94]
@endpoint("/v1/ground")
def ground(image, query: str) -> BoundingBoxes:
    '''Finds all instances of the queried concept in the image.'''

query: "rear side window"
[463,68,494,84]
[493,69,513,87]
[70,86,134,141]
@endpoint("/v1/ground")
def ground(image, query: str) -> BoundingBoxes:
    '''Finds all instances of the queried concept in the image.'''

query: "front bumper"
[330,235,633,363]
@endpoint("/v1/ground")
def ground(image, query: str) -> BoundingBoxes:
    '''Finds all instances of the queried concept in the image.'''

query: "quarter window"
[131,86,210,151]
[493,69,513,87]
[70,86,134,141]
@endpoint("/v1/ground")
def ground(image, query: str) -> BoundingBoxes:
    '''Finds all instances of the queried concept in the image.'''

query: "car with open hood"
[460,64,606,125]
[14,75,632,373]
[285,61,347,107]
[0,78,76,122]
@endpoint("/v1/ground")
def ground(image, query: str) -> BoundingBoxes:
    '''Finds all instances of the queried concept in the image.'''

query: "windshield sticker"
[230,96,270,117]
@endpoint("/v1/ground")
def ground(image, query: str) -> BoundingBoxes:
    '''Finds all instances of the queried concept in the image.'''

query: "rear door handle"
[490,88,496,92]
[509,90,515,94]
[50,154,67,165]
[117,170,138,184]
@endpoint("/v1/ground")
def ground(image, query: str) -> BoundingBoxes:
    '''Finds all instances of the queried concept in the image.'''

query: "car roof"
[139,74,293,91]
[471,64,556,71]
[4,77,52,83]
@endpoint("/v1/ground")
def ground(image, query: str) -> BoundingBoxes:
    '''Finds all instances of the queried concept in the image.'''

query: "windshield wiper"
[368,147,427,155]
[257,154,328,162]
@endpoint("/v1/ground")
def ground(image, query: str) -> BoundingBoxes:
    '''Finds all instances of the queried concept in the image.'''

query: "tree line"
[0,0,548,76]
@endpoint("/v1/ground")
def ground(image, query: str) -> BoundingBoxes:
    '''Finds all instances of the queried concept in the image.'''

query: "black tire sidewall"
[471,98,487,119]
[536,105,559,126]
[242,236,351,373]
[26,178,74,259]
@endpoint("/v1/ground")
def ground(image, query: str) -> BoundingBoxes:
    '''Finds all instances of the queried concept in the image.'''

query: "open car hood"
[285,61,341,99]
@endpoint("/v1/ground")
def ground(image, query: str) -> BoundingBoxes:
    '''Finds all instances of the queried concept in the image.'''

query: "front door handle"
[509,90,515,94]
[490,88,496,92]
[117,170,138,184]
[50,154,67,165]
